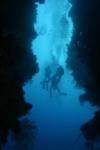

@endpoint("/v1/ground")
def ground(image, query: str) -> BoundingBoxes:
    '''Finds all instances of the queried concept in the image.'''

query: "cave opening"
[23,0,94,150]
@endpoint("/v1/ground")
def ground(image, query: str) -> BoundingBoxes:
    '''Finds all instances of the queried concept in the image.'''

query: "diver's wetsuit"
[50,66,67,97]
[41,66,52,90]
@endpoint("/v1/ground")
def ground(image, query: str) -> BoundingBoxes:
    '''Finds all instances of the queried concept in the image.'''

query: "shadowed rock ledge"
[0,0,44,146]
[67,0,100,145]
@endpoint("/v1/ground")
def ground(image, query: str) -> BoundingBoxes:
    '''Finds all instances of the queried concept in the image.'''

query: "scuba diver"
[49,65,67,98]
[40,65,52,90]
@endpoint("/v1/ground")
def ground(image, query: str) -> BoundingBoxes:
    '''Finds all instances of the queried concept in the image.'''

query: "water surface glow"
[32,0,73,68]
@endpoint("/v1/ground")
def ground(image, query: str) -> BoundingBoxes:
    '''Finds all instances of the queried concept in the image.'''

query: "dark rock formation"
[81,110,100,141]
[67,0,100,143]
[0,0,44,146]
[68,0,100,106]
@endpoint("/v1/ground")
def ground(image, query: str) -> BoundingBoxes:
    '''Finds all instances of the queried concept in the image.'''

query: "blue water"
[23,0,94,150]
[24,70,94,150]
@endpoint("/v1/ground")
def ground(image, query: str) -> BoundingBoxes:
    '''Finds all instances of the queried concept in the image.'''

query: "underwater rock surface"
[67,0,100,144]
[0,0,44,147]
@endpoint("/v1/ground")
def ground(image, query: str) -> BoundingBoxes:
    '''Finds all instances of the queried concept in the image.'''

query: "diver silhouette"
[49,65,67,98]
[40,65,52,90]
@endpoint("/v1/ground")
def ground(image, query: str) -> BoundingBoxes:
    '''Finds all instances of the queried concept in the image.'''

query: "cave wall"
[67,0,100,106]
[0,0,44,145]
[67,0,100,142]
